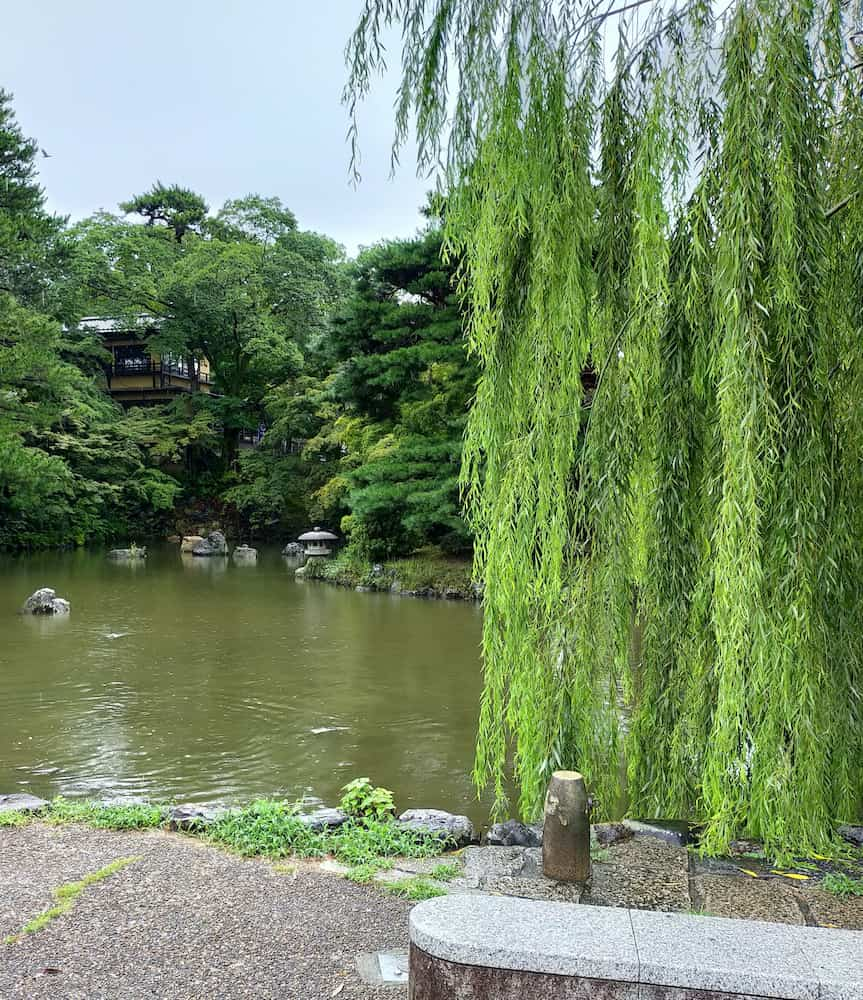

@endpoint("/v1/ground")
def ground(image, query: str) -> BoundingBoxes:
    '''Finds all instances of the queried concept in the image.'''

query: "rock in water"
[180,535,205,553]
[485,819,544,847]
[108,547,147,560]
[0,793,48,813]
[233,544,258,563]
[191,531,228,557]
[397,809,476,847]
[21,588,70,615]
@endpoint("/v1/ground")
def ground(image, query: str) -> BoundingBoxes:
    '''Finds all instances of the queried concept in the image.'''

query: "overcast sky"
[2,1,431,256]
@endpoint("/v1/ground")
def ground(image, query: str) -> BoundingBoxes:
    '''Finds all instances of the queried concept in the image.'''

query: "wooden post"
[542,770,591,883]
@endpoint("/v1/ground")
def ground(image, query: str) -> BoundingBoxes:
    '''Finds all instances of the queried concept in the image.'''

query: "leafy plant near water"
[346,0,863,860]
[3,856,139,945]
[339,778,396,822]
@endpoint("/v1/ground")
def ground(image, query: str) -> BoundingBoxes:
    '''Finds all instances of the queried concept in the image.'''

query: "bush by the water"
[301,548,474,598]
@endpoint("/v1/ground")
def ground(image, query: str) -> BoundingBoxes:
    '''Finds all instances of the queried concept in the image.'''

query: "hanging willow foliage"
[346,0,863,857]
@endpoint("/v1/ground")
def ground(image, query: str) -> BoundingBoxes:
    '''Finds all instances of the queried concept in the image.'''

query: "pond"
[0,546,487,822]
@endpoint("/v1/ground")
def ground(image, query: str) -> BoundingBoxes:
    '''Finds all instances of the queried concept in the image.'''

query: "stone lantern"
[298,527,338,557]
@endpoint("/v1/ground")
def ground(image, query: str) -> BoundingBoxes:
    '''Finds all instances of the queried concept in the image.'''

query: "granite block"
[410,946,640,1000]
[409,896,639,982]
[796,924,863,1000]
[629,908,819,1000]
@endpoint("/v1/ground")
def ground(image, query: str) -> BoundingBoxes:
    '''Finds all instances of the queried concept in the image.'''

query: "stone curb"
[409,895,863,1000]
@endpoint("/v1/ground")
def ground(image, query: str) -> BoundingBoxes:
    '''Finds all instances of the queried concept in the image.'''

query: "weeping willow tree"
[346,0,863,857]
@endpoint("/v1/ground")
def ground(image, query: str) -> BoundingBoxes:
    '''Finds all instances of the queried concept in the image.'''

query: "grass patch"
[344,859,395,884]
[207,801,327,859]
[383,876,447,901]
[205,801,447,865]
[429,862,461,882]
[0,811,32,828]
[330,819,447,865]
[3,856,140,945]
[822,873,863,898]
[45,798,165,830]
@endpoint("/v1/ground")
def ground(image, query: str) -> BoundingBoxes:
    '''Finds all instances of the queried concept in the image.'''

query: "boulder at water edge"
[485,819,544,847]
[180,535,205,553]
[191,531,228,557]
[397,808,476,847]
[838,824,863,848]
[282,541,304,556]
[21,588,70,615]
[297,807,349,832]
[0,793,48,814]
[167,803,228,831]
[233,544,258,563]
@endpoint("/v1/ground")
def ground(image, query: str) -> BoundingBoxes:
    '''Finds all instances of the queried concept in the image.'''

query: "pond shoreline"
[296,552,481,602]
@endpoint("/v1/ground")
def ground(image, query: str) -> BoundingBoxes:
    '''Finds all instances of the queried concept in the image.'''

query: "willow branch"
[826,191,856,219]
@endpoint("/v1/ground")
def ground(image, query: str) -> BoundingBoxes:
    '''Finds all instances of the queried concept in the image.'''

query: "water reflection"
[0,545,486,822]
[180,553,229,573]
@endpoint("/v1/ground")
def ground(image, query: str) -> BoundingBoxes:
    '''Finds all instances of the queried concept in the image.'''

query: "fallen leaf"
[738,868,760,878]
[771,871,810,880]
[331,986,345,997]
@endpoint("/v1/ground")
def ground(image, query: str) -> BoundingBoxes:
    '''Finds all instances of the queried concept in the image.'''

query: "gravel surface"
[0,824,411,999]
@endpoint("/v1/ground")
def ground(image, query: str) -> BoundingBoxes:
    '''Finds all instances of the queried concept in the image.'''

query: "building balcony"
[104,361,212,404]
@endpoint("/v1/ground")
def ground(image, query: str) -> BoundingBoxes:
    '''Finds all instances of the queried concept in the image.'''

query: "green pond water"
[0,546,487,822]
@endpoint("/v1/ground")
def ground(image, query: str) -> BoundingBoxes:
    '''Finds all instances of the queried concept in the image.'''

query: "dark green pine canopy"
[346,0,863,858]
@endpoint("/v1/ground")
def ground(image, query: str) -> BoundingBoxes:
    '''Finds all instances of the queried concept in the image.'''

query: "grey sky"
[2,1,430,256]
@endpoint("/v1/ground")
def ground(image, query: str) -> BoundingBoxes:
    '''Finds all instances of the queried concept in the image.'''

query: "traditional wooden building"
[80,316,213,407]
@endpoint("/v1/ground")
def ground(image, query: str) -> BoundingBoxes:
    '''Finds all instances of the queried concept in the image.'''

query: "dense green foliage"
[348,0,863,856]
[0,88,472,559]
[339,777,397,821]
[317,229,475,558]
[0,92,180,549]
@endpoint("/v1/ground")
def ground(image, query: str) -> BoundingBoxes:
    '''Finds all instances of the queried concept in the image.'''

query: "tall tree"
[73,192,345,468]
[0,96,179,548]
[326,227,475,557]
[347,0,863,857]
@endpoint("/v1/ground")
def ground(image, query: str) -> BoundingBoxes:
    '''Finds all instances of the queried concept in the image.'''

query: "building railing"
[106,361,211,385]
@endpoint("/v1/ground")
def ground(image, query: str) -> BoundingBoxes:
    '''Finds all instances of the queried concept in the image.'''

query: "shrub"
[339,778,396,822]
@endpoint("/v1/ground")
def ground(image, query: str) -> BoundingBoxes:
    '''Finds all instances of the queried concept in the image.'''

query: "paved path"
[0,824,411,999]
[2,823,860,999]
